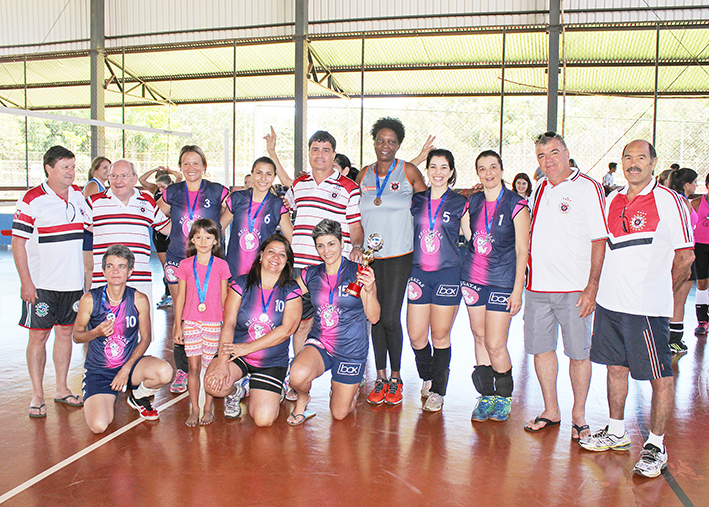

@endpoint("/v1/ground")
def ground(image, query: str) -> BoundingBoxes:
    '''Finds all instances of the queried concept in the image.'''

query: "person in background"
[691,173,709,337]
[334,153,359,182]
[657,169,673,186]
[82,156,112,292]
[512,172,533,199]
[602,162,620,195]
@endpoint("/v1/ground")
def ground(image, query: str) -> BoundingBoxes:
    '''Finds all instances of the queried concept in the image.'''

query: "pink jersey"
[695,195,709,244]
[175,255,231,322]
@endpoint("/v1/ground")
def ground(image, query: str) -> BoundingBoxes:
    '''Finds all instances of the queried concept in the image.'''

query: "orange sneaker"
[384,378,403,405]
[367,378,389,405]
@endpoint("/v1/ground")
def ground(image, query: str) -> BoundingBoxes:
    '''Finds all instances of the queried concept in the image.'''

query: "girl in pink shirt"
[173,219,231,426]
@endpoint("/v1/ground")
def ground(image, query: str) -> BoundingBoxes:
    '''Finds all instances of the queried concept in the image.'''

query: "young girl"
[173,218,231,426]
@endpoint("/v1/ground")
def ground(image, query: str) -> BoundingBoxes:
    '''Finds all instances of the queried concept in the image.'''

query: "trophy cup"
[346,233,383,297]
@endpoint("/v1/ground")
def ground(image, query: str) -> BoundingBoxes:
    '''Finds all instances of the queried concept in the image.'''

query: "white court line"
[0,392,188,505]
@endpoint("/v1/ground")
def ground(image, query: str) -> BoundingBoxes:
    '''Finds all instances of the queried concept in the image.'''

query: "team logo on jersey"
[35,302,49,318]
[337,362,362,376]
[407,280,423,301]
[390,182,400,191]
[629,211,647,231]
[181,216,200,237]
[436,285,459,297]
[248,319,272,340]
[558,197,572,215]
[240,230,259,252]
[320,304,340,329]
[72,300,80,313]
[140,206,146,213]
[14,209,20,219]
[461,286,479,305]
[104,336,127,368]
[472,231,492,256]
[420,230,441,254]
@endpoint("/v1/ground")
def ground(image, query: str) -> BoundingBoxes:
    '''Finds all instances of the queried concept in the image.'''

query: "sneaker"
[669,338,688,355]
[367,378,389,405]
[157,295,173,308]
[488,396,511,422]
[384,378,403,405]
[633,443,668,478]
[420,380,433,399]
[224,385,244,419]
[423,392,444,412]
[579,426,632,452]
[170,369,188,394]
[471,395,496,422]
[695,322,708,335]
[237,376,250,398]
[127,391,159,420]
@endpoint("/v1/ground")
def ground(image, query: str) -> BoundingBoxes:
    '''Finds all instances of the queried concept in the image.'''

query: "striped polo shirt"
[12,181,86,291]
[85,188,170,285]
[285,171,361,268]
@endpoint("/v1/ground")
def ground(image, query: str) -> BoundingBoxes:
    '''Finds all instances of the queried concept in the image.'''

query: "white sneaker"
[579,426,632,452]
[420,380,432,399]
[423,392,444,412]
[224,384,245,419]
[633,444,668,478]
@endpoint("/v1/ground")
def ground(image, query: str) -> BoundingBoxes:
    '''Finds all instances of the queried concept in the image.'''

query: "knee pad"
[471,365,494,396]
[492,368,514,398]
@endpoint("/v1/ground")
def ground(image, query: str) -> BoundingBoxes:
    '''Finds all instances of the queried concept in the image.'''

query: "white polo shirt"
[12,182,86,291]
[527,169,608,292]
[85,188,170,286]
[597,179,693,317]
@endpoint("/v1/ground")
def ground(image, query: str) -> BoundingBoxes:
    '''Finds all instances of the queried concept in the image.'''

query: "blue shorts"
[460,281,511,313]
[590,305,673,381]
[82,356,146,401]
[407,265,462,306]
[305,339,365,385]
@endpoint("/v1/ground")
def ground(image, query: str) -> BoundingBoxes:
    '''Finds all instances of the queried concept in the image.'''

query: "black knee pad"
[471,365,494,396]
[492,368,514,398]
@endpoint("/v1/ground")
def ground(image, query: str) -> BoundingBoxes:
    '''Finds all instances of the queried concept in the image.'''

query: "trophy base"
[345,282,362,298]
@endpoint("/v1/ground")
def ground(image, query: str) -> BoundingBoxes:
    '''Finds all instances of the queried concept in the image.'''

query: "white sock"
[645,431,664,450]
[133,382,158,399]
[697,288,709,306]
[608,418,625,437]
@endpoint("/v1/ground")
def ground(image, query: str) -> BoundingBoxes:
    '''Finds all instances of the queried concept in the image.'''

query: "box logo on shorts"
[489,292,509,305]
[337,362,362,377]
[436,284,459,297]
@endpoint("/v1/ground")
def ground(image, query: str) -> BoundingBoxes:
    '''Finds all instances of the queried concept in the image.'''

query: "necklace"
[106,292,123,305]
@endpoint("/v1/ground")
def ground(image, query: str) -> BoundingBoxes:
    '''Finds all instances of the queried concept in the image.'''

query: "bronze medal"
[373,197,382,206]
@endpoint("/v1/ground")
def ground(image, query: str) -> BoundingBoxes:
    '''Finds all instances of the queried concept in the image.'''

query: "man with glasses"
[523,132,608,441]
[579,140,694,478]
[84,159,171,309]
[12,145,87,418]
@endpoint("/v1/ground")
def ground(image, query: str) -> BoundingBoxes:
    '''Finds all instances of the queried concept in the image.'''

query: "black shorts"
[695,243,709,280]
[153,230,170,253]
[19,289,83,329]
[590,305,673,381]
[231,357,287,394]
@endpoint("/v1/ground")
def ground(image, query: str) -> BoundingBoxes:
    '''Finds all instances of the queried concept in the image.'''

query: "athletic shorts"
[407,265,462,306]
[695,242,709,280]
[19,289,83,329]
[294,268,314,320]
[82,229,93,252]
[460,281,512,313]
[231,356,287,394]
[164,258,180,285]
[153,230,169,253]
[523,290,591,360]
[183,320,221,367]
[305,338,366,385]
[590,305,673,380]
[82,356,146,401]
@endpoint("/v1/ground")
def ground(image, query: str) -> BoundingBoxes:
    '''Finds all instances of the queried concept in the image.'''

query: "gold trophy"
[346,233,383,297]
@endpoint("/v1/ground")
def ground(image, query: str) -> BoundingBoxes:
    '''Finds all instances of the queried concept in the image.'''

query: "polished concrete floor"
[0,250,707,506]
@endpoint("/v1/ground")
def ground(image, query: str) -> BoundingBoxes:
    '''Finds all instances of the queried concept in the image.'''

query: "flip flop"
[524,416,561,432]
[29,403,47,418]
[572,423,591,441]
[287,409,316,426]
[53,394,83,407]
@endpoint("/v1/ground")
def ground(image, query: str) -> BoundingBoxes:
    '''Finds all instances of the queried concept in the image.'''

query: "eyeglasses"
[620,206,629,233]
[108,173,133,181]
[535,131,559,143]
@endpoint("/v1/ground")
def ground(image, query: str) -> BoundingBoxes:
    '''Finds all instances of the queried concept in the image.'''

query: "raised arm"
[265,126,294,188]
[409,135,436,167]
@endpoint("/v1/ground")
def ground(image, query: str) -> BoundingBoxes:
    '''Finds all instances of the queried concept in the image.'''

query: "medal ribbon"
[427,188,449,233]
[184,181,204,221]
[484,188,505,236]
[193,255,214,308]
[374,160,397,202]
[326,259,345,305]
[101,286,121,317]
[248,190,269,233]
[260,281,279,316]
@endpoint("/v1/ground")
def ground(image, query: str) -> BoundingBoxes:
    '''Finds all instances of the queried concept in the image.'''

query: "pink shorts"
[183,320,221,367]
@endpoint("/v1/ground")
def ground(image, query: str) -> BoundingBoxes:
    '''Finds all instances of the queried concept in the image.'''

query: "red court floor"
[0,250,707,507]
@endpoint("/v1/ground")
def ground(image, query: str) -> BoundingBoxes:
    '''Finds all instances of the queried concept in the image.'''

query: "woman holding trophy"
[287,219,381,424]
[406,149,470,412]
